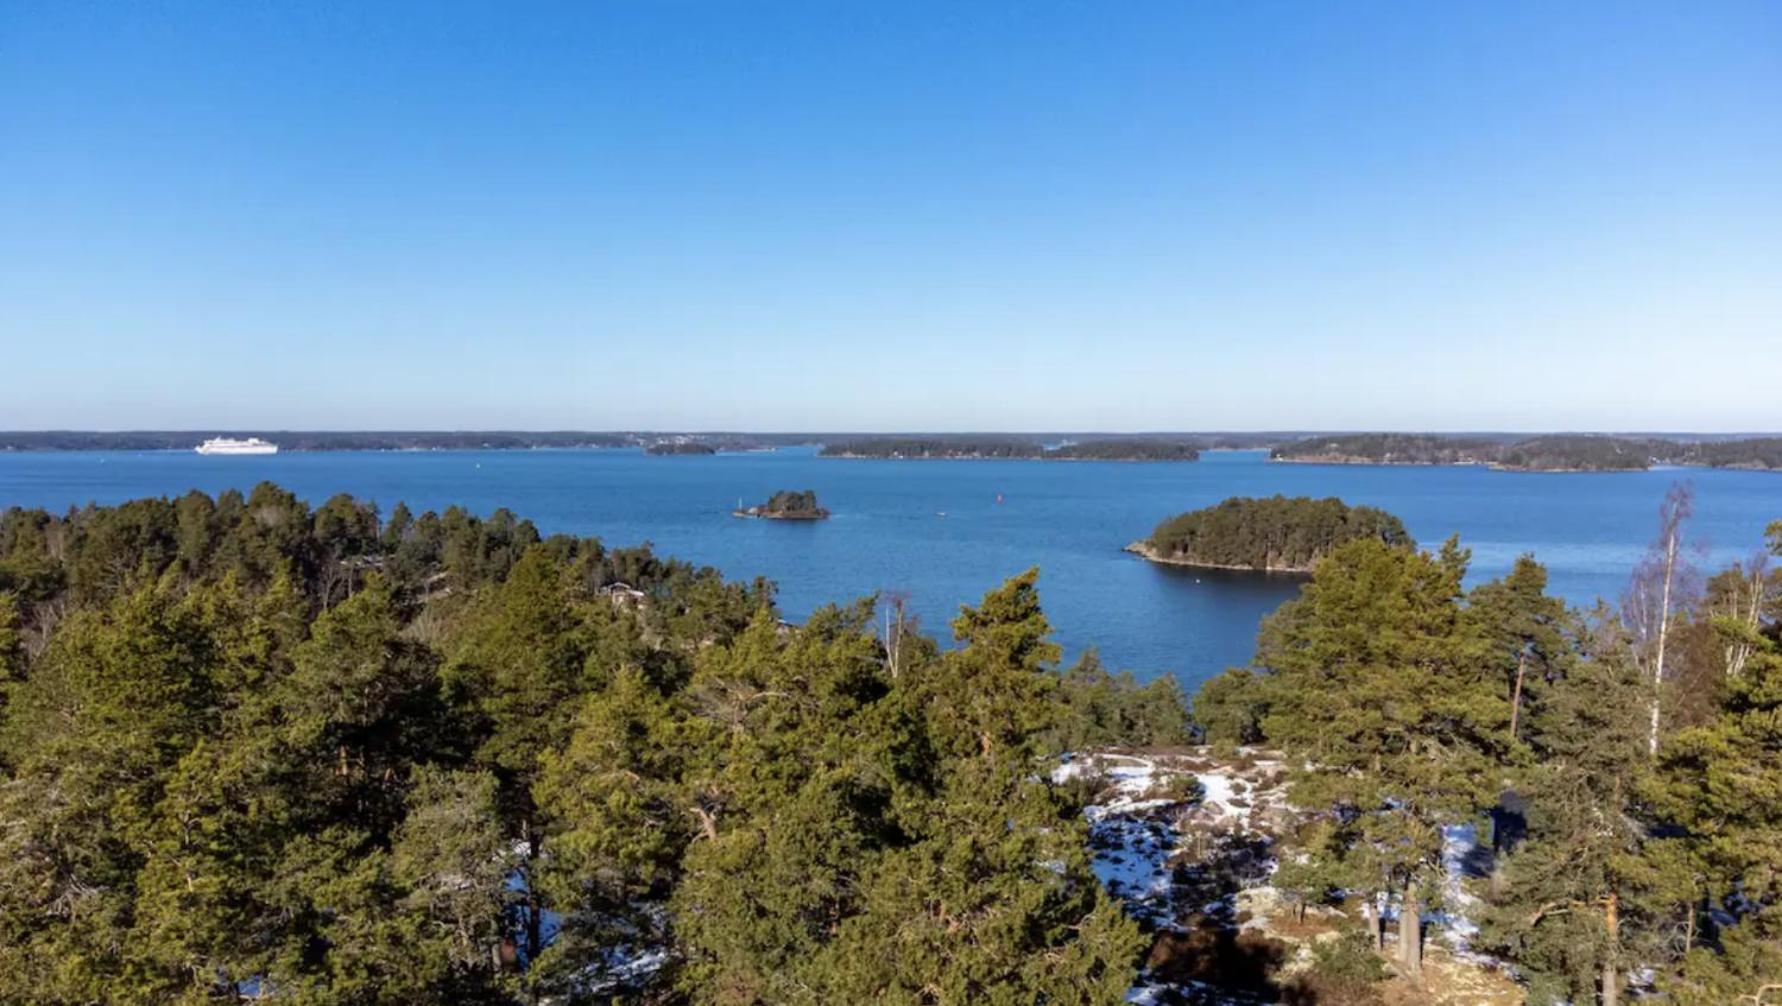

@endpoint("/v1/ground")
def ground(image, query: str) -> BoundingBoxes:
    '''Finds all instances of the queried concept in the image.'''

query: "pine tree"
[666,601,905,1002]
[533,663,692,995]
[0,591,21,686]
[1191,666,1268,747]
[1647,605,1782,1004]
[1258,538,1507,977]
[1483,617,1649,1005]
[1052,650,1193,750]
[0,586,223,1003]
[445,547,598,964]
[1465,554,1570,743]
[814,571,1144,1004]
[384,767,517,1003]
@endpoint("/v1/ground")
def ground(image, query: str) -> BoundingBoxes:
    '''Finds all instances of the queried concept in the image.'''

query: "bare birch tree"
[1622,482,1698,756]
[880,590,916,678]
[1705,552,1775,681]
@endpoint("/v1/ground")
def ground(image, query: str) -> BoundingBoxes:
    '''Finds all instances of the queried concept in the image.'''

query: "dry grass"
[1377,945,1526,1006]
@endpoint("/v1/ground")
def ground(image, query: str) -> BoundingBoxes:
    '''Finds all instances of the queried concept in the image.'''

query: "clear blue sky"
[2,2,1777,431]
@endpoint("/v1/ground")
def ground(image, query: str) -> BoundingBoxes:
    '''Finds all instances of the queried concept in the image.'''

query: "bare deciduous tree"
[1622,482,1698,756]
[1706,552,1775,681]
[881,590,916,678]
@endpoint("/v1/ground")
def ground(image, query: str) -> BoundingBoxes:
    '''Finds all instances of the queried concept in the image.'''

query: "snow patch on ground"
[1067,748,1298,1002]
[1439,822,1483,946]
[1066,752,1185,926]
[580,945,670,996]
[1126,976,1273,1006]
[1197,772,1235,814]
[1069,749,1526,1006]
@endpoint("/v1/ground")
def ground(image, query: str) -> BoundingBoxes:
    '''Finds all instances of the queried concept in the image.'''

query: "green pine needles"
[0,485,1176,1005]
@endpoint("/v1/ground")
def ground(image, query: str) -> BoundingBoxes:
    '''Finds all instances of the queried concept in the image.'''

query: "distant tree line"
[1270,433,1503,466]
[1272,433,1782,471]
[1046,440,1201,461]
[645,441,718,455]
[8,431,1779,468]
[1194,486,1782,1003]
[820,437,1048,459]
[1493,434,1661,471]
[1138,495,1413,572]
[1686,436,1782,469]
[0,484,1190,1005]
[820,437,1201,461]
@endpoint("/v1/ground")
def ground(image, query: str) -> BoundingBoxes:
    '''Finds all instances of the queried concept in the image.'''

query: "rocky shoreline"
[1123,540,1316,575]
[732,507,828,520]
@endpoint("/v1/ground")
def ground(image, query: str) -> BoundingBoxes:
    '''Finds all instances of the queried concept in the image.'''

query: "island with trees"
[1270,432,1782,472]
[645,441,717,456]
[1269,433,1504,466]
[1683,436,1782,470]
[734,489,830,519]
[819,437,1046,459]
[1489,434,1661,471]
[1129,494,1414,572]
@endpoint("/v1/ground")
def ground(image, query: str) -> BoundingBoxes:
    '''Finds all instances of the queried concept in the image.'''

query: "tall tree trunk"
[1399,884,1422,978]
[1649,526,1678,756]
[524,821,542,965]
[1509,651,1527,740]
[1601,892,1620,1006]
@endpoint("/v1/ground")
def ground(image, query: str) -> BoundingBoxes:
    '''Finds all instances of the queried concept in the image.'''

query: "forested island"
[820,437,1046,459]
[1271,433,1782,471]
[0,485,1776,1004]
[1129,495,1413,572]
[1269,433,1503,466]
[1686,436,1782,469]
[645,441,717,456]
[819,436,1201,461]
[1492,434,1659,471]
[734,488,829,519]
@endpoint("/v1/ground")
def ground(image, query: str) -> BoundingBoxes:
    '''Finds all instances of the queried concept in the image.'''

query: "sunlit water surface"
[4,447,1777,691]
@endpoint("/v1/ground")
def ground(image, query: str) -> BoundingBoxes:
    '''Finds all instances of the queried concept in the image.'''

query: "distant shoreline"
[1268,456,1779,474]
[3,431,1779,472]
[819,454,1198,463]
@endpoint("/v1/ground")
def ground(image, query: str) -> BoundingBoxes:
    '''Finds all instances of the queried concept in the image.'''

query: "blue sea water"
[2,447,1777,692]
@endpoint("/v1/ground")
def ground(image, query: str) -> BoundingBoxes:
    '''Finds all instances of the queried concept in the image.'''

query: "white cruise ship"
[195,437,279,456]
